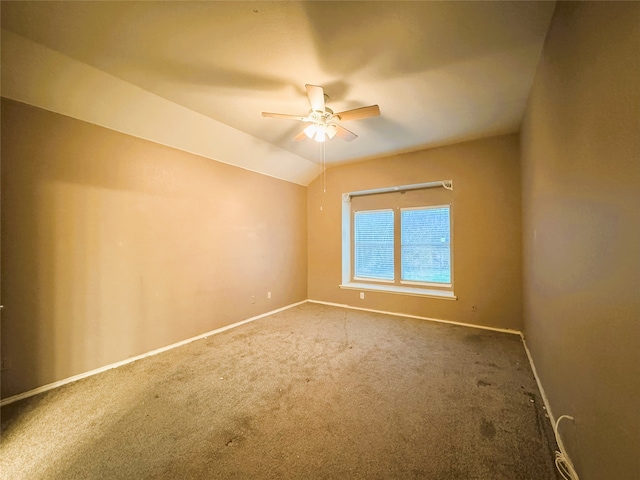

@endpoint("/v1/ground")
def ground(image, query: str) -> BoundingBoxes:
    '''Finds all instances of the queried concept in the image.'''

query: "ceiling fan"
[262,84,380,143]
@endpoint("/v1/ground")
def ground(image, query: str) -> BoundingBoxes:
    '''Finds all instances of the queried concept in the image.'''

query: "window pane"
[401,207,451,283]
[354,210,394,280]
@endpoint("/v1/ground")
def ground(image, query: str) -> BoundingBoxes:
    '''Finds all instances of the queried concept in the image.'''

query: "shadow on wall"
[0,98,308,399]
[2,98,199,397]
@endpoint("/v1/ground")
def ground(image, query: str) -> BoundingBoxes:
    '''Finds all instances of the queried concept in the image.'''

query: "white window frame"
[340,181,456,300]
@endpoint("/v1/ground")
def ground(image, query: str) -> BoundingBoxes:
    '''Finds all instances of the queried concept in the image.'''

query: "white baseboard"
[0,300,307,407]
[520,335,557,427]
[0,298,550,435]
[2,297,574,476]
[307,299,523,336]
[520,336,579,477]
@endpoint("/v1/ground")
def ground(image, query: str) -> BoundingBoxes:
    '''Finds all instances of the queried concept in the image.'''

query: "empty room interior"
[1,2,638,479]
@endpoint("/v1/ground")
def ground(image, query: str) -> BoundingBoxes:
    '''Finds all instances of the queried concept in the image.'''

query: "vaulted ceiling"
[1,1,556,185]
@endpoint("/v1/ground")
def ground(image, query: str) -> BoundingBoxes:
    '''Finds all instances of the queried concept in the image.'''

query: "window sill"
[340,282,457,300]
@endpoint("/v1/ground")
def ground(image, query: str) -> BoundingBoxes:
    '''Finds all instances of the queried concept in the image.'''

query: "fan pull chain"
[322,139,326,194]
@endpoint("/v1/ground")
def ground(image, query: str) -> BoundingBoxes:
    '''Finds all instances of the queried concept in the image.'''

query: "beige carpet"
[1,302,559,479]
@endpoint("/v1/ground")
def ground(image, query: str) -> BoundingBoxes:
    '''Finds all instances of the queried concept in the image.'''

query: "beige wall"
[1,99,307,399]
[521,2,640,479]
[308,134,523,331]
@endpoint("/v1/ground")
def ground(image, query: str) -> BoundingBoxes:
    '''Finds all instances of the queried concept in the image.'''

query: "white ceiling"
[1,1,556,184]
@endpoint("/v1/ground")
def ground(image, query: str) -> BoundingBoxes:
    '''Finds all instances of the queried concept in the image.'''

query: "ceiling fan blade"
[335,105,380,121]
[306,84,325,112]
[262,112,309,121]
[334,124,358,142]
[292,129,309,141]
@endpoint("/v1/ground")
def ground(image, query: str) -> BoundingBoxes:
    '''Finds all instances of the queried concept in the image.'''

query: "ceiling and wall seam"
[1,29,321,186]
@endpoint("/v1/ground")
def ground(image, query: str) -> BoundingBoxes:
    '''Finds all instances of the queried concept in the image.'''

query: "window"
[401,206,451,285]
[341,181,456,299]
[354,209,395,280]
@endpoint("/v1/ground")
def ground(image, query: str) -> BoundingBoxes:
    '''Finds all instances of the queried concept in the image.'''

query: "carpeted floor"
[1,302,559,479]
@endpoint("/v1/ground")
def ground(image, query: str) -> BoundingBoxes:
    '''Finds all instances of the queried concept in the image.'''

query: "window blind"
[354,209,394,280]
[401,206,451,284]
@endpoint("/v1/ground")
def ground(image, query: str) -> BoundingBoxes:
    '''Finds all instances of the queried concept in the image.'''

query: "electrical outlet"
[360,292,365,300]
[250,296,256,304]
[0,357,10,371]
[267,292,271,299]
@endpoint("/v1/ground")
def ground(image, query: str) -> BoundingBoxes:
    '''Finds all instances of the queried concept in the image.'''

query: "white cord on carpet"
[553,415,579,480]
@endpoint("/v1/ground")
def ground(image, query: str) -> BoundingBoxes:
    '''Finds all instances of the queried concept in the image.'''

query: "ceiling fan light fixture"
[314,124,326,142]
[304,124,317,139]
[326,124,337,139]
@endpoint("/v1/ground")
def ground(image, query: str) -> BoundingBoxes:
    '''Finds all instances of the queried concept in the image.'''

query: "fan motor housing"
[309,107,334,124]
